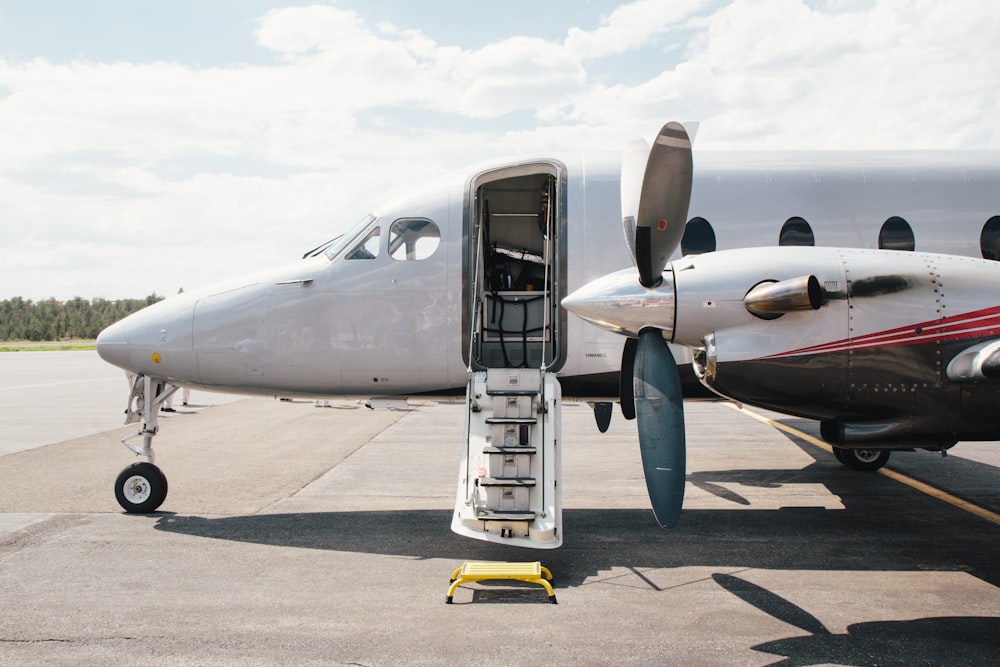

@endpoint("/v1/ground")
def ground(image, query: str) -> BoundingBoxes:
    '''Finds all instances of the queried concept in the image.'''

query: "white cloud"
[255,5,369,56]
[448,37,587,118]
[553,0,1000,149]
[565,0,707,59]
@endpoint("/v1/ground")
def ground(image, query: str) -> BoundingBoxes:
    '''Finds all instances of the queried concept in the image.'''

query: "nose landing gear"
[114,374,176,513]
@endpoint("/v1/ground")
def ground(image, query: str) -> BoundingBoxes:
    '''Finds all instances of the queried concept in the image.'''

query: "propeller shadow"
[713,573,1000,666]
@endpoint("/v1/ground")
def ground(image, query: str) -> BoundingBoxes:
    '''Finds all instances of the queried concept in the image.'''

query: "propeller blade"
[619,337,638,420]
[634,122,693,288]
[620,138,649,266]
[633,329,686,528]
[592,401,613,433]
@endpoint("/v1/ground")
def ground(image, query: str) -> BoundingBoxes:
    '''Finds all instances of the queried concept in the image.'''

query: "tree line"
[0,295,164,341]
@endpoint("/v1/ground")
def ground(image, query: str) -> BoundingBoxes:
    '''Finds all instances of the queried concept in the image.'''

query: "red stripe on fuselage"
[764,305,1000,358]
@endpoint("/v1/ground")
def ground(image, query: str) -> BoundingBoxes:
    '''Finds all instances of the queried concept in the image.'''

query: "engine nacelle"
[684,247,1000,443]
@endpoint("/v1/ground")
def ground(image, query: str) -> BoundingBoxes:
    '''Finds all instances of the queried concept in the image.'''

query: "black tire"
[115,462,168,513]
[832,446,846,463]
[840,448,890,472]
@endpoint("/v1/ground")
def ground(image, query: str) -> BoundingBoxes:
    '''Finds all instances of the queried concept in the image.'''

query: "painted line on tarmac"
[727,402,1000,528]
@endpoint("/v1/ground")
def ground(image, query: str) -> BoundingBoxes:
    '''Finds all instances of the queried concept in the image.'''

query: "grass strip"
[0,341,97,352]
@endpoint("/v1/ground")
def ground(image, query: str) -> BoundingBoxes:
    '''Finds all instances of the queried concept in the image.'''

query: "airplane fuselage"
[97,149,1000,405]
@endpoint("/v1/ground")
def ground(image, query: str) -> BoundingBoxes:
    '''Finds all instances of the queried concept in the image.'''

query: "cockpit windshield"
[302,214,377,260]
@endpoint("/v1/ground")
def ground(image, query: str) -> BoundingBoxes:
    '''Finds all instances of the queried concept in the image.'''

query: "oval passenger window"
[779,217,815,246]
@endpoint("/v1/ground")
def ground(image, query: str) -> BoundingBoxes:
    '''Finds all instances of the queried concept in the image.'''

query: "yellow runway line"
[725,402,1000,527]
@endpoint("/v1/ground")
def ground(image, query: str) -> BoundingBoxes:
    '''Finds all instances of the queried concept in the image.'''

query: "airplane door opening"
[463,161,567,372]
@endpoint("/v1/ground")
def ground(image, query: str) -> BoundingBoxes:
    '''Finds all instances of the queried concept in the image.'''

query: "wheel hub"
[123,475,152,504]
[855,449,881,463]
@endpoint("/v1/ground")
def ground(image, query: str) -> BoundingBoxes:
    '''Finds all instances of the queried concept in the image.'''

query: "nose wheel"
[115,462,168,513]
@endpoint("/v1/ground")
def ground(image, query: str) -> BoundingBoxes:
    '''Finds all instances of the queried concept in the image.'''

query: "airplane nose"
[96,320,132,370]
[94,295,198,381]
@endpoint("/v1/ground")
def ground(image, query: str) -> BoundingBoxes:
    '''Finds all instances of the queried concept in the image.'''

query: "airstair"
[451,368,562,548]
[453,162,565,548]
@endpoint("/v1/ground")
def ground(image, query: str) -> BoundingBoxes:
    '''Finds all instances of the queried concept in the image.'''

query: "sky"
[1,0,999,301]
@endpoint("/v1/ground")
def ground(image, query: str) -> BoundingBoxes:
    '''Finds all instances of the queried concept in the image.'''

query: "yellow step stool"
[446,561,556,604]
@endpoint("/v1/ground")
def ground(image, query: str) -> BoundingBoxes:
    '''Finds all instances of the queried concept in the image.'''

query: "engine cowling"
[686,247,1000,442]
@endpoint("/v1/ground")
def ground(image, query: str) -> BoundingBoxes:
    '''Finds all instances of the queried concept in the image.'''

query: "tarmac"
[1,351,999,665]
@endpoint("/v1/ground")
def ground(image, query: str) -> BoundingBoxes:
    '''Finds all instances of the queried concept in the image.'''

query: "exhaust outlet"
[744,275,823,319]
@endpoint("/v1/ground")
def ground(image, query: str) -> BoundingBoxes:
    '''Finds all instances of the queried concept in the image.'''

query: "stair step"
[479,477,536,487]
[476,510,536,521]
[483,446,536,455]
[486,388,540,396]
[485,417,537,424]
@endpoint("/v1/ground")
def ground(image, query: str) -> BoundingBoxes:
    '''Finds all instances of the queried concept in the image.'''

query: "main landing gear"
[832,446,891,471]
[114,374,176,513]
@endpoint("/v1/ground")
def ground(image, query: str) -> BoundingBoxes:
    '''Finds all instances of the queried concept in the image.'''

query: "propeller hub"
[562,267,675,339]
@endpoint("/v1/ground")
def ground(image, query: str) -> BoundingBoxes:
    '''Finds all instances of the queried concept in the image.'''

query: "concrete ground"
[1,352,999,665]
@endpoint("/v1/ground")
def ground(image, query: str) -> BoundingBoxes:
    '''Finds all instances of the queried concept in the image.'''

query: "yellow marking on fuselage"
[725,402,1000,527]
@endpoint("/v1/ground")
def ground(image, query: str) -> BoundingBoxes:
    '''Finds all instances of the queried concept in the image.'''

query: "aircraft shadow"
[154,493,1000,589]
[152,410,1000,587]
[154,412,1000,583]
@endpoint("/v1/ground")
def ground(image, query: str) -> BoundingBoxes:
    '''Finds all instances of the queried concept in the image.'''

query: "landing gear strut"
[115,374,176,513]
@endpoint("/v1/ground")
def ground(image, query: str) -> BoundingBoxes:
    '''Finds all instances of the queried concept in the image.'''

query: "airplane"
[95,121,1000,547]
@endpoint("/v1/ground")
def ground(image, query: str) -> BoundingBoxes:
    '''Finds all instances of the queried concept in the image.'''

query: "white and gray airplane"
[96,121,1000,547]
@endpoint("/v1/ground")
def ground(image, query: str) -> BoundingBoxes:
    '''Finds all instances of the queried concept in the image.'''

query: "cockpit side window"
[321,214,377,260]
[345,226,381,260]
[389,218,440,261]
